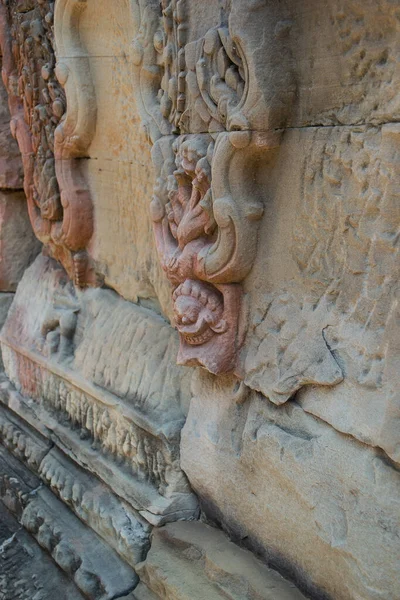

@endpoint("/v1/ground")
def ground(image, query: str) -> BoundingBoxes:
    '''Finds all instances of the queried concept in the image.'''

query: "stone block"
[181,371,400,600]
[134,521,306,600]
[0,439,138,600]
[0,503,86,600]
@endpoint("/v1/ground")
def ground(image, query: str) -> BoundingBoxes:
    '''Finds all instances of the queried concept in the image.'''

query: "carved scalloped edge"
[0,430,138,598]
[0,399,150,568]
[53,0,98,286]
[0,401,50,470]
[39,448,150,565]
[21,486,138,598]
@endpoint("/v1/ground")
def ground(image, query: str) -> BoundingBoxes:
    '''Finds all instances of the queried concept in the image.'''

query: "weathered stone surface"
[55,0,169,309]
[0,503,85,600]
[0,1,398,599]
[0,293,14,329]
[181,371,400,600]
[286,0,400,128]
[22,487,138,599]
[0,402,51,472]
[0,191,41,291]
[134,521,306,600]
[0,397,150,568]
[39,447,150,567]
[0,60,41,292]
[1,254,197,525]
[0,439,138,600]
[0,0,99,286]
[0,62,23,191]
[243,124,400,464]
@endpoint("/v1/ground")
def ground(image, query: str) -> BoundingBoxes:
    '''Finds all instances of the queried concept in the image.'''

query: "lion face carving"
[172,280,227,346]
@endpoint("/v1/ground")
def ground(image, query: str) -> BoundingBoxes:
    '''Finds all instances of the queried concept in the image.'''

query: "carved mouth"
[179,328,214,346]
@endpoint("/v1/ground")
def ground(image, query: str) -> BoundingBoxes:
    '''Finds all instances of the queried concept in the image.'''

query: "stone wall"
[0,2,398,600]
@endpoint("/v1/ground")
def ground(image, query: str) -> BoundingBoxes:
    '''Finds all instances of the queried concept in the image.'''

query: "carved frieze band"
[132,0,283,373]
[0,0,97,287]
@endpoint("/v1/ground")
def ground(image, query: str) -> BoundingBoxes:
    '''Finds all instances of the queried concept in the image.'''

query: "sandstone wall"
[0,1,398,600]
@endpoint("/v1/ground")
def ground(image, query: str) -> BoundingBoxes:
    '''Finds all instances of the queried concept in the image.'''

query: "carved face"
[173,281,227,345]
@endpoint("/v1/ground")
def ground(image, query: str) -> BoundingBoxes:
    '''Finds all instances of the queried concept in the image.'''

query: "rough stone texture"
[133,522,306,600]
[243,123,400,463]
[1,254,197,525]
[0,0,99,286]
[0,398,150,567]
[0,435,138,600]
[0,294,13,329]
[62,0,170,309]
[0,191,41,291]
[0,63,41,291]
[0,62,23,191]
[0,1,398,600]
[181,371,400,600]
[0,504,85,600]
[286,0,400,128]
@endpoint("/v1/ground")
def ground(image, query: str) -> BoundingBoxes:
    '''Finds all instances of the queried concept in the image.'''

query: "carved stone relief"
[0,52,41,291]
[0,254,197,526]
[0,0,97,287]
[132,0,289,374]
[0,2,397,600]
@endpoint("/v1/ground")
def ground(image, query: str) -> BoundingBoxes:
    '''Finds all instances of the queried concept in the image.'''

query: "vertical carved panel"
[53,0,97,286]
[132,0,288,373]
[0,0,97,287]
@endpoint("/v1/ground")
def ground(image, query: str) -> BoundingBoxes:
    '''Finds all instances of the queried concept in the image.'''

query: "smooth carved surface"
[132,0,288,374]
[0,0,97,287]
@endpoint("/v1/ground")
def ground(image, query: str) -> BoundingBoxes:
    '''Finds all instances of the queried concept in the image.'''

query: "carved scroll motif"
[132,1,282,373]
[0,0,97,287]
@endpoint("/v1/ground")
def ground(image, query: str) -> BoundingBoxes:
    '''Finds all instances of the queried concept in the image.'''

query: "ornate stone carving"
[184,25,248,133]
[1,255,198,526]
[133,1,283,373]
[0,0,97,287]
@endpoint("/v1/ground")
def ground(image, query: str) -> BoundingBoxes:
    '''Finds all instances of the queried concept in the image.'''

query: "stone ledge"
[134,521,306,600]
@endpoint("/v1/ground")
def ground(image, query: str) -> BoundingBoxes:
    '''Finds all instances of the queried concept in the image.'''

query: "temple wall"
[0,1,398,600]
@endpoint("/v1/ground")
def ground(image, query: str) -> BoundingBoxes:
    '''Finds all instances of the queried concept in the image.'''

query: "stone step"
[134,521,307,600]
